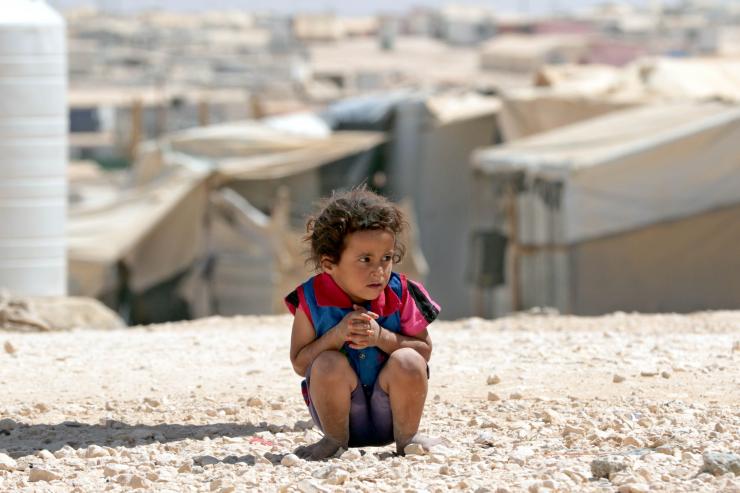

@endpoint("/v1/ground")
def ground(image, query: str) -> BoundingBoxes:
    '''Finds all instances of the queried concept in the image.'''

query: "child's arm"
[347,305,433,361]
[376,327,433,362]
[289,308,361,377]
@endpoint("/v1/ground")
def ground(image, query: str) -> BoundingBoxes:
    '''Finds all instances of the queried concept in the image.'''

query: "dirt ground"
[1,311,739,492]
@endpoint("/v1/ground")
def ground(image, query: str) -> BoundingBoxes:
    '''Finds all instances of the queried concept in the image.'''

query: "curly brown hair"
[305,186,407,271]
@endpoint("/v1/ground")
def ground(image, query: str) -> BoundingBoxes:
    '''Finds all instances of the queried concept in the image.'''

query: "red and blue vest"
[286,271,440,388]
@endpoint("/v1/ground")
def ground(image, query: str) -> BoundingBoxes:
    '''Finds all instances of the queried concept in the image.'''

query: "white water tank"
[0,0,67,296]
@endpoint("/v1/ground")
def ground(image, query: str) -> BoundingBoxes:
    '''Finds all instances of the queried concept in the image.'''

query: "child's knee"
[387,348,427,382]
[310,351,353,382]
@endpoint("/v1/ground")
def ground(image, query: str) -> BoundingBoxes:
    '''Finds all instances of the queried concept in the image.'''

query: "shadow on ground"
[0,420,275,459]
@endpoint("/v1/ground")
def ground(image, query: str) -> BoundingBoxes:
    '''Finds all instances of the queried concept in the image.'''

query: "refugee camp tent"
[67,166,210,322]
[323,92,502,319]
[67,118,390,323]
[498,57,740,141]
[471,101,740,316]
[479,34,590,74]
[392,93,502,319]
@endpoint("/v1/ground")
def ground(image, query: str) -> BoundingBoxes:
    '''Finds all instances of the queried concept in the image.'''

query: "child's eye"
[359,256,370,263]
[383,255,393,262]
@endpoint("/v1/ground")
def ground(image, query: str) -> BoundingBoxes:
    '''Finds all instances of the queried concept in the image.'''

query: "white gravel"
[1,311,739,492]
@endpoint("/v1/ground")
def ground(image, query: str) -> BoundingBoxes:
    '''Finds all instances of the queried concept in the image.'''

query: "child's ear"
[320,256,335,273]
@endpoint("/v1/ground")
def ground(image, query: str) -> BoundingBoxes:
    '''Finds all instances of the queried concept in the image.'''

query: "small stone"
[177,462,192,473]
[85,445,109,458]
[661,371,671,379]
[35,449,56,461]
[143,397,161,407]
[4,341,16,354]
[327,468,349,485]
[297,479,328,493]
[475,431,496,446]
[656,445,674,455]
[246,397,263,407]
[127,474,148,489]
[640,370,658,377]
[510,392,523,400]
[487,375,501,385]
[0,418,17,431]
[404,443,426,456]
[281,453,301,466]
[104,464,128,477]
[0,452,17,471]
[509,446,534,465]
[702,452,740,476]
[34,402,50,413]
[487,392,501,402]
[715,422,726,433]
[613,374,626,383]
[542,409,561,424]
[29,467,61,482]
[53,446,75,459]
[622,436,643,448]
[591,456,628,479]
[618,483,650,493]
[194,455,219,467]
[293,420,314,431]
[340,449,362,460]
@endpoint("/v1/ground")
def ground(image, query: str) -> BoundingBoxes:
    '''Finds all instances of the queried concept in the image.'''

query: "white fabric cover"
[474,102,740,245]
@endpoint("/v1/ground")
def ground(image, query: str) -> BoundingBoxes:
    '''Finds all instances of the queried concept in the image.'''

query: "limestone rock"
[702,452,740,476]
[591,456,628,479]
[281,453,301,466]
[0,452,17,471]
[29,467,62,482]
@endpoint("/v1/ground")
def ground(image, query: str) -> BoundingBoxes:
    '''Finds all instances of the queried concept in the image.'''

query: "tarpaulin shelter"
[67,116,389,323]
[498,57,740,141]
[322,92,502,319]
[472,101,740,316]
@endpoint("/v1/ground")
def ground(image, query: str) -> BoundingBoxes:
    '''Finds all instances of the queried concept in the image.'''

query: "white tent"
[67,118,389,323]
[388,93,501,319]
[499,57,740,141]
[472,101,740,315]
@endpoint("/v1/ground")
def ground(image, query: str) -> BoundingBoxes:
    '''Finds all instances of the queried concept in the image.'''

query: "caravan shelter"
[472,101,740,316]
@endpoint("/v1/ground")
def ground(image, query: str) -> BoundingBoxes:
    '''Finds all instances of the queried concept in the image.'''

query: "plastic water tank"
[0,0,67,296]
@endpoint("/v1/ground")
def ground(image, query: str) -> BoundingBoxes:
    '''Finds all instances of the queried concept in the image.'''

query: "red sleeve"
[284,286,312,325]
[399,277,440,337]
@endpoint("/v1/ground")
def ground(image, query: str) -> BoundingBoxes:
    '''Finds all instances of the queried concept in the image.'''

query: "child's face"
[322,229,395,303]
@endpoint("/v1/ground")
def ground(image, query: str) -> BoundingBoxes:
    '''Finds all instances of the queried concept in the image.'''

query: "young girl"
[285,187,441,460]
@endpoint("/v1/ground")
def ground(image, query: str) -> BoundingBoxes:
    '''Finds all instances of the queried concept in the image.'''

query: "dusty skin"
[1,311,739,492]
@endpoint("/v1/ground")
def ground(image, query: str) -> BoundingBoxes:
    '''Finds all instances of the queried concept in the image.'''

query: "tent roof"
[474,101,740,178]
[164,118,385,183]
[68,167,208,265]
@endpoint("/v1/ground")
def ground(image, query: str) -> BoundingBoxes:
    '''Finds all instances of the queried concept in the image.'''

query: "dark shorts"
[302,371,394,448]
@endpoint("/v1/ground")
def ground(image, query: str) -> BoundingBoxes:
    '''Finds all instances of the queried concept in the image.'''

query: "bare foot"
[294,436,344,461]
[396,433,449,455]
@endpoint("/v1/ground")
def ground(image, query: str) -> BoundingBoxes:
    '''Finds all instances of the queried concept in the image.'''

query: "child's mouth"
[367,283,383,289]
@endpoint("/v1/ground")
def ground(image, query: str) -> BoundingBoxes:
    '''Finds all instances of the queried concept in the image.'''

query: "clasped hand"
[336,304,380,350]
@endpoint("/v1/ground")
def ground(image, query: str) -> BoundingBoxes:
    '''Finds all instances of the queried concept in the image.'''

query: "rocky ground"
[1,311,739,492]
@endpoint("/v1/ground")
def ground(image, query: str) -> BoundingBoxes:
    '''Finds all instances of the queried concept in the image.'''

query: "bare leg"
[294,351,357,460]
[378,348,443,455]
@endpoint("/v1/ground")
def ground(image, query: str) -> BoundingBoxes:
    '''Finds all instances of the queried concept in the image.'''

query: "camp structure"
[67,116,390,324]
[498,57,740,141]
[471,101,740,316]
[323,92,502,319]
